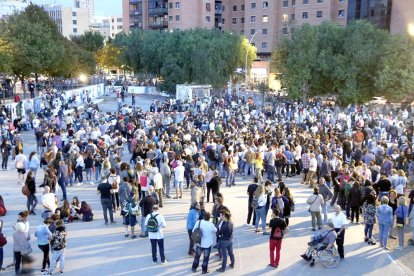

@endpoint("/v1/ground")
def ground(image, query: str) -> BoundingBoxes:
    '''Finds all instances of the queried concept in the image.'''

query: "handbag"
[308,195,318,212]
[396,207,406,227]
[21,240,32,255]
[0,233,7,247]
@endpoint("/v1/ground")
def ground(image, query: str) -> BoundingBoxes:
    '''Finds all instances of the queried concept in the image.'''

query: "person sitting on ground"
[300,222,337,267]
[78,201,94,222]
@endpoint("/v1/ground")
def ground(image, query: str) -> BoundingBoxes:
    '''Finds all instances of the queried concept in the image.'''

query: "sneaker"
[76,182,83,186]
[125,234,129,238]
[152,261,157,264]
[201,271,210,275]
[30,211,36,215]
[131,235,137,239]
[110,221,116,224]
[90,181,95,185]
[364,237,369,242]
[383,247,390,250]
[268,264,276,268]
[310,259,315,267]
[191,268,197,273]
[229,263,234,269]
[161,260,168,264]
[216,268,225,273]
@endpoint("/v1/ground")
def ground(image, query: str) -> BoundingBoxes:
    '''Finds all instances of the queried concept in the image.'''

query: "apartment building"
[0,0,28,20]
[390,0,414,35]
[74,0,95,23]
[91,16,124,39]
[123,0,349,55]
[44,5,89,38]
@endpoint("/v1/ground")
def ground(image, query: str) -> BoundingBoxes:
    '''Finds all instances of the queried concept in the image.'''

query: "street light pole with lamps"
[244,30,259,92]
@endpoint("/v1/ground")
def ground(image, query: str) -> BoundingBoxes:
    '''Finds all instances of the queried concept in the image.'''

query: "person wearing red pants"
[268,208,287,268]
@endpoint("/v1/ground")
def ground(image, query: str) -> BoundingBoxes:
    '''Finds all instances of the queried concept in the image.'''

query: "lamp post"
[244,31,259,93]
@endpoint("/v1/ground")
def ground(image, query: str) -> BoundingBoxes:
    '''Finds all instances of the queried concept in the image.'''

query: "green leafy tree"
[71,31,104,53]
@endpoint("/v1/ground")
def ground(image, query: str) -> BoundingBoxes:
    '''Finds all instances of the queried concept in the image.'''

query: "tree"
[71,31,104,53]
[96,43,122,69]
[0,4,68,96]
[376,34,414,102]
[272,23,319,105]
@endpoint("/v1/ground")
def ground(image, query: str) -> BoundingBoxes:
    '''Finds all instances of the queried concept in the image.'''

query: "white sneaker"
[90,181,94,185]
[76,182,83,186]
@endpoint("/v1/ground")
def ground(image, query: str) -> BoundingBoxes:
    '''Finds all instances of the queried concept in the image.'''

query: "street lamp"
[408,23,414,37]
[244,30,260,93]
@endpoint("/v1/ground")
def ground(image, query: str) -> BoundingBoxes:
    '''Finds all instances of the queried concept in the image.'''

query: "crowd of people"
[0,88,413,274]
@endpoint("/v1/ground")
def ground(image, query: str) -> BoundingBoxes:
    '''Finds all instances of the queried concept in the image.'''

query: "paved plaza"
[0,94,412,276]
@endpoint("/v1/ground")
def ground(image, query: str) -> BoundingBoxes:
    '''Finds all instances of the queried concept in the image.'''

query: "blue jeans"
[225,169,235,186]
[255,207,267,231]
[150,239,165,262]
[59,179,68,200]
[244,163,253,177]
[379,222,391,247]
[321,203,328,224]
[192,246,211,273]
[141,215,147,233]
[0,247,3,269]
[50,248,65,272]
[95,166,101,182]
[267,166,275,183]
[85,168,92,182]
[219,162,225,177]
[364,223,374,239]
[219,240,235,270]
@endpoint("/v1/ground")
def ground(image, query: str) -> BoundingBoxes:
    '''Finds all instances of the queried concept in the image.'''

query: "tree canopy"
[114,28,255,93]
[272,20,414,105]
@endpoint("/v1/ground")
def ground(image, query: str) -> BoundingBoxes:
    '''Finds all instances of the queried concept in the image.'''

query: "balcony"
[129,0,141,3]
[130,10,142,16]
[148,7,168,16]
[148,21,168,29]
[215,9,222,15]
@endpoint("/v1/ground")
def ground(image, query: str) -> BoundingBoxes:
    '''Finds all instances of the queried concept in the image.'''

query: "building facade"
[0,0,28,20]
[74,0,95,23]
[91,16,124,39]
[44,5,89,38]
[123,0,350,55]
[390,0,414,35]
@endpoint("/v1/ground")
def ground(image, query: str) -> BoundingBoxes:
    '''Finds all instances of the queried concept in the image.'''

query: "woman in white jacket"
[254,185,269,235]
[306,187,324,231]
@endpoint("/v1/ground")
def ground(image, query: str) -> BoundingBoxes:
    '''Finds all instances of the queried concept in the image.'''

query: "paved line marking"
[385,252,409,276]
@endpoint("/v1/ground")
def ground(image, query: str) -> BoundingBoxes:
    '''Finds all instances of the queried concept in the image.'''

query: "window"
[232,18,237,24]
[233,5,237,11]
[222,18,225,24]
[317,0,323,3]
[175,2,180,8]
[206,3,211,11]
[262,15,268,23]
[303,0,309,4]
[292,0,296,6]
[251,3,256,9]
[291,13,295,20]
[263,1,269,8]
[370,9,375,16]
[241,4,245,10]
[302,12,308,19]
[241,17,245,23]
[175,15,180,21]
[262,42,267,49]
[222,5,225,11]
[250,29,256,35]
[112,18,115,23]
[112,26,114,30]
[72,11,76,16]
[117,18,122,22]
[251,16,256,22]
[316,11,323,18]
[117,25,123,29]
[338,9,345,18]
[73,20,77,24]
[168,2,173,9]
[206,16,211,23]
[169,16,173,22]
[282,14,288,22]
[283,0,288,8]
[73,28,77,33]
[262,28,268,35]
[282,27,288,35]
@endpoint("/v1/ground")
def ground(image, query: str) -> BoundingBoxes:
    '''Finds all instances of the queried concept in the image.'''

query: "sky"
[31,0,122,17]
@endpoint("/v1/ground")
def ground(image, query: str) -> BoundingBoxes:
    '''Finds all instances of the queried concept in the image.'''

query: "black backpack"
[147,214,159,232]
[191,220,203,244]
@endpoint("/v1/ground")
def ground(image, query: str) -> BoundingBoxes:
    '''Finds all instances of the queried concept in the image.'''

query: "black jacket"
[217,221,233,240]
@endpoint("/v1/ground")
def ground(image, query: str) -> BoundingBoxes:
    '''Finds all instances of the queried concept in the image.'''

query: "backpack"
[251,196,259,209]
[109,176,118,190]
[273,227,283,239]
[51,229,66,250]
[191,220,203,244]
[147,214,159,232]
